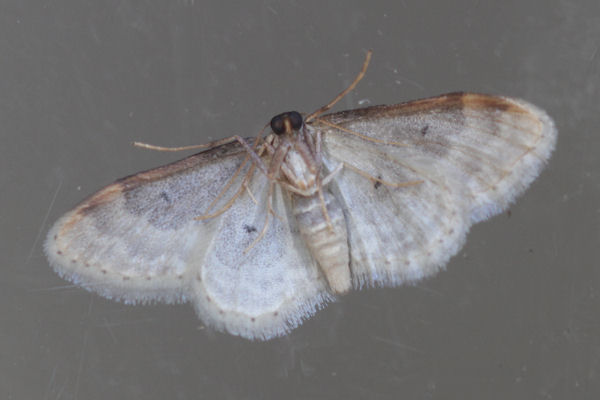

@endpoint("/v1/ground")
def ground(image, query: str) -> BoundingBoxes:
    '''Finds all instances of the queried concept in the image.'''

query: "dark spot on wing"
[421,124,429,136]
[373,175,383,190]
[160,191,171,203]
[244,224,257,233]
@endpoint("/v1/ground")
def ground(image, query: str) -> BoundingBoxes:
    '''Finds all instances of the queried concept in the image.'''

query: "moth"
[45,52,557,340]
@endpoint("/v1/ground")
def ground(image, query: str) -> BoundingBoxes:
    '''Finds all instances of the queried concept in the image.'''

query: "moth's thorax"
[278,128,320,193]
[282,147,317,191]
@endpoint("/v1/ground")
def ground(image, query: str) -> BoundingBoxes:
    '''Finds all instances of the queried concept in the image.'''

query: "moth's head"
[270,111,303,136]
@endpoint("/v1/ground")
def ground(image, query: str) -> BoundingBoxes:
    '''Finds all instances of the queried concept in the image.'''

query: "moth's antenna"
[305,50,372,123]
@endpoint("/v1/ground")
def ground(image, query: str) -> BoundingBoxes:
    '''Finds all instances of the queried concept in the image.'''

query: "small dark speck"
[54,235,57,240]
[219,310,224,315]
[57,250,62,255]
[273,311,279,317]
[374,175,383,190]
[528,248,534,253]
[160,191,171,203]
[506,210,512,218]
[101,269,107,274]
[206,296,211,303]
[251,317,256,322]
[244,224,257,233]
[123,276,130,281]
[421,124,430,136]
[146,276,152,280]
[71,259,77,263]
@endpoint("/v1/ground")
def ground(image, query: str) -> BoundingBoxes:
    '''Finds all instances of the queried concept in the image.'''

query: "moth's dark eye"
[288,111,303,130]
[270,114,285,135]
[270,111,303,135]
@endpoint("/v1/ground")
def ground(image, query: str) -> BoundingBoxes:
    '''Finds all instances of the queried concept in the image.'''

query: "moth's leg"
[244,181,276,253]
[232,135,271,176]
[275,181,316,197]
[313,162,344,232]
[342,162,424,188]
[321,162,343,186]
[244,183,259,205]
[195,163,258,221]
[313,128,322,166]
[196,136,279,220]
[133,136,240,152]
[133,123,271,153]
[303,125,317,158]
[267,140,291,180]
[277,162,341,196]
[316,184,334,232]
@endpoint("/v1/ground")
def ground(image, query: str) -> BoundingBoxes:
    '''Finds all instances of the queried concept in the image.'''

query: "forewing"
[45,141,251,304]
[318,93,556,288]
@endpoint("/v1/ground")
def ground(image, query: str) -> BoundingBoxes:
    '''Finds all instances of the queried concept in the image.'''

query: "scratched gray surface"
[2,1,599,399]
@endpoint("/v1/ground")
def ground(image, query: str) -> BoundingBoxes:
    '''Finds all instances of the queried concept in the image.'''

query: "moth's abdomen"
[292,191,351,294]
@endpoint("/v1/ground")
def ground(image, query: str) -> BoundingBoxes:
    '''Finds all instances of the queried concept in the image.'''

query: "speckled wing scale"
[45,54,556,340]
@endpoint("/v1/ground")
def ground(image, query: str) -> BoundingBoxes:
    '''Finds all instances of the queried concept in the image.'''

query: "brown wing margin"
[74,139,249,217]
[316,92,530,125]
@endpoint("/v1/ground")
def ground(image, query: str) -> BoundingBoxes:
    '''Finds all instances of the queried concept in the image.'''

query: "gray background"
[2,1,598,399]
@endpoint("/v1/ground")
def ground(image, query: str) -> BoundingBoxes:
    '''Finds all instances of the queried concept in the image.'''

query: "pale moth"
[45,52,557,340]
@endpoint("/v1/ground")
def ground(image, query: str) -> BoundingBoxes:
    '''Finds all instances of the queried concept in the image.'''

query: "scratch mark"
[42,364,57,400]
[27,178,63,263]
[73,329,89,399]
[414,284,444,297]
[74,297,93,398]
[100,318,158,327]
[29,284,87,293]
[589,44,598,63]
[102,317,118,344]
[55,377,68,400]
[32,280,116,293]
[372,335,424,354]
